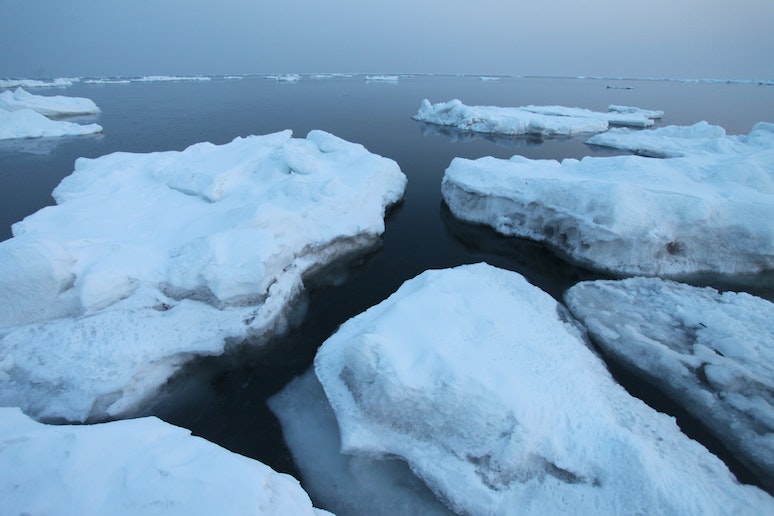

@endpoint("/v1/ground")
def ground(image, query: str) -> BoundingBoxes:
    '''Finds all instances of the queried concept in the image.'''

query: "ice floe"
[268,370,455,516]
[413,99,662,137]
[266,74,301,82]
[314,263,774,515]
[0,109,102,140]
[0,87,100,117]
[365,75,399,82]
[132,75,212,82]
[442,122,774,277]
[565,277,774,490]
[0,77,79,89]
[0,407,326,515]
[0,130,405,422]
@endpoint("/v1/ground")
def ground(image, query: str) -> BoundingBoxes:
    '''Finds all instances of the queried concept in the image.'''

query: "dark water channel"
[2,75,773,502]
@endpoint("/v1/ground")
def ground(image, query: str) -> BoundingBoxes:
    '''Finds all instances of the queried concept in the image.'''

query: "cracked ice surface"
[0,130,406,422]
[565,277,774,490]
[314,263,773,515]
[442,122,774,277]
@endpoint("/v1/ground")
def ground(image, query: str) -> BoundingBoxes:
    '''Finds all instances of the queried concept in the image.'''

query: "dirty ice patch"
[442,123,774,277]
[0,108,102,140]
[565,277,774,490]
[0,130,406,422]
[412,99,661,137]
[0,407,327,515]
[314,263,774,515]
[0,88,100,117]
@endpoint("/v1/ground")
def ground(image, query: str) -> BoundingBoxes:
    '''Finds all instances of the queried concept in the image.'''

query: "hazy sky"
[1,0,772,80]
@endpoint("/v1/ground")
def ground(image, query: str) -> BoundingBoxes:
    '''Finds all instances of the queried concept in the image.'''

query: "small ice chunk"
[314,263,774,515]
[0,108,102,140]
[565,277,774,489]
[0,407,326,515]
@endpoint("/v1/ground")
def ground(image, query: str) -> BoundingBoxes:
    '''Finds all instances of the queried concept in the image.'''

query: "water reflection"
[0,132,103,155]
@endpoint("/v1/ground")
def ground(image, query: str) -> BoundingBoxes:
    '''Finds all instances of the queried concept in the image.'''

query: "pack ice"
[0,88,102,140]
[314,263,774,515]
[442,122,774,277]
[0,130,406,422]
[413,99,662,137]
[0,407,327,515]
[565,277,774,490]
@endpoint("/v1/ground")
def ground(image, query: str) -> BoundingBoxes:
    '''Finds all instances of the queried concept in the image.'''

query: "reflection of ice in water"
[0,132,102,155]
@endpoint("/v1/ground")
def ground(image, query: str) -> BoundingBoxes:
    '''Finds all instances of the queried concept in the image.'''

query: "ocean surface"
[2,75,773,502]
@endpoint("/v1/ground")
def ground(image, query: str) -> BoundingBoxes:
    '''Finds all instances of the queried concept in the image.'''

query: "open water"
[2,75,773,504]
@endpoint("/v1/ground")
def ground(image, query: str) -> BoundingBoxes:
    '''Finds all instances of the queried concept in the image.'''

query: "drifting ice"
[413,99,662,137]
[0,87,100,116]
[0,109,102,140]
[0,130,405,422]
[566,277,774,490]
[314,263,774,515]
[442,122,774,277]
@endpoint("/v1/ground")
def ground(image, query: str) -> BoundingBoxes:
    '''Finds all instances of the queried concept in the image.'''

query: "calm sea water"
[2,75,773,499]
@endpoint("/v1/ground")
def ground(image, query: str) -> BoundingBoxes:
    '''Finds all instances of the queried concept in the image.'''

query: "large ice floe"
[0,130,406,422]
[413,99,662,137]
[565,277,774,491]
[0,87,100,116]
[0,407,327,515]
[314,263,774,514]
[0,108,102,140]
[442,122,774,277]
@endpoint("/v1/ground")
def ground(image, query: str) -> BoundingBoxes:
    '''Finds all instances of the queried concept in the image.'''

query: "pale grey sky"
[1,0,772,80]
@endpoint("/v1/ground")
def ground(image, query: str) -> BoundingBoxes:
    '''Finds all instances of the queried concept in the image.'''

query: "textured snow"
[0,407,327,515]
[268,369,455,516]
[314,263,774,515]
[0,108,102,140]
[0,130,405,422]
[565,277,774,490]
[413,99,662,137]
[0,87,100,116]
[442,122,774,277]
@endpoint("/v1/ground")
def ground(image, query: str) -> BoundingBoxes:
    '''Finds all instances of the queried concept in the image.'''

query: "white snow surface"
[565,277,774,490]
[0,77,78,88]
[413,99,661,137]
[268,369,455,516]
[365,75,399,82]
[0,130,405,422]
[314,263,774,515]
[132,75,211,82]
[442,122,774,277]
[0,87,100,116]
[0,407,327,515]
[0,108,103,140]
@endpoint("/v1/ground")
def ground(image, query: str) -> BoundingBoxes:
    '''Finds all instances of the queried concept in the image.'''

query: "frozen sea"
[2,74,774,509]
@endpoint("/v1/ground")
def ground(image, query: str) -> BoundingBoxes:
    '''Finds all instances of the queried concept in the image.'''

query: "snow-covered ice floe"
[442,122,774,277]
[413,99,662,137]
[314,263,774,514]
[265,74,301,82]
[0,109,102,140]
[0,77,79,89]
[0,87,100,117]
[0,130,405,422]
[365,75,399,82]
[0,407,327,515]
[565,277,774,490]
[132,75,211,82]
[268,370,455,516]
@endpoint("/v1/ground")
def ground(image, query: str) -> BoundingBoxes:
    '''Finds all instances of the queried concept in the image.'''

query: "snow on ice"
[0,109,102,140]
[413,99,662,137]
[313,263,774,515]
[0,77,79,89]
[442,122,774,277]
[565,277,774,490]
[0,407,327,515]
[0,87,100,116]
[0,130,406,422]
[268,370,455,516]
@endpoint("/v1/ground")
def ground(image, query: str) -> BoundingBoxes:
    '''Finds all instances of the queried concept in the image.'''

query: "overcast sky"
[1,0,772,80]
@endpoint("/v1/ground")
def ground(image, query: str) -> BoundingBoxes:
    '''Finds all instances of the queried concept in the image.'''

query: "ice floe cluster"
[442,122,774,277]
[0,130,405,422]
[0,88,102,140]
[273,264,773,514]
[0,407,327,515]
[413,99,662,137]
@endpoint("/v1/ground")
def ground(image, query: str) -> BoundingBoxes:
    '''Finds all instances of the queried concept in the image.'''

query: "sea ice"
[0,108,102,140]
[0,77,78,89]
[268,369,455,516]
[314,263,774,515]
[442,122,774,277]
[365,75,399,82]
[0,87,100,116]
[565,277,774,490]
[412,99,661,137]
[132,75,211,82]
[0,130,406,422]
[0,407,327,515]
